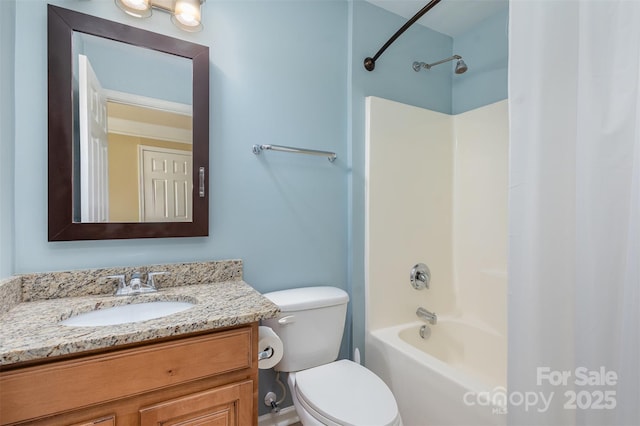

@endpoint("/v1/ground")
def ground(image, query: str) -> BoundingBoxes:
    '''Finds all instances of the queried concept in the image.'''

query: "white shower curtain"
[508,1,639,425]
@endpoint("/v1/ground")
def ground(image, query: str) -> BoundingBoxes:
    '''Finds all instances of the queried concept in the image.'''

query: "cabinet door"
[139,380,253,426]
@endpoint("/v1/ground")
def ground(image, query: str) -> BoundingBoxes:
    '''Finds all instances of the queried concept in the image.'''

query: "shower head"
[412,55,468,74]
[455,58,468,74]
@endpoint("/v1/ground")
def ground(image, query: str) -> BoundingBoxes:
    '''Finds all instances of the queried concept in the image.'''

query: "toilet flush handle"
[278,315,296,325]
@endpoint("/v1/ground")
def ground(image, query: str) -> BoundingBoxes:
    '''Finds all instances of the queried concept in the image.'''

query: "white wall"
[365,96,455,331]
[366,97,507,337]
[453,100,508,333]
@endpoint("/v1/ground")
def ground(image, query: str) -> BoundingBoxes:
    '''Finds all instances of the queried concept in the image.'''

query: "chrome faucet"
[129,272,142,292]
[416,307,437,325]
[106,271,168,296]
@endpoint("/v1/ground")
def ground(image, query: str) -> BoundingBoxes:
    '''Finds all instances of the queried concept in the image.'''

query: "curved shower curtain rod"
[364,0,442,71]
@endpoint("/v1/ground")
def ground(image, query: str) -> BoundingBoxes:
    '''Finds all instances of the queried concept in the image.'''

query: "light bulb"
[122,0,147,10]
[114,0,152,18]
[172,0,203,32]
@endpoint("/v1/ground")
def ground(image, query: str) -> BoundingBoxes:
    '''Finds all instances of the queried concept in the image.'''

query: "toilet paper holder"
[257,325,283,369]
[258,346,274,361]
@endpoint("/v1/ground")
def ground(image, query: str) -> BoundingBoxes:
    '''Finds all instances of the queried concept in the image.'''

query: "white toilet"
[262,286,402,426]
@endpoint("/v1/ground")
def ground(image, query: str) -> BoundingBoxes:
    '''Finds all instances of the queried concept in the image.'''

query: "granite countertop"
[0,261,280,367]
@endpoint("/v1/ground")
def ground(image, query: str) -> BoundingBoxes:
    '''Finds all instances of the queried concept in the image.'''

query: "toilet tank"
[262,286,349,372]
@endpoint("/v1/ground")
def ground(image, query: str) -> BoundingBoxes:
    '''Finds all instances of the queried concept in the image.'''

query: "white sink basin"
[60,301,195,327]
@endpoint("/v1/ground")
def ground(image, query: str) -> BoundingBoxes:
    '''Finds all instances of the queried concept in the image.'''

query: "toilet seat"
[293,359,400,426]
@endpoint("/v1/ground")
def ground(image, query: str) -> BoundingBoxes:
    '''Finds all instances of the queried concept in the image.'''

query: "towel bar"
[252,144,337,162]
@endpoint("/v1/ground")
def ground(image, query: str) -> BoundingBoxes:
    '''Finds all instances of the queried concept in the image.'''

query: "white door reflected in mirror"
[76,55,193,224]
[140,146,193,222]
[78,54,109,222]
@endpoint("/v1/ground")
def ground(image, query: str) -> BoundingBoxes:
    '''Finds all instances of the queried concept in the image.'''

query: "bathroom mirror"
[48,5,209,241]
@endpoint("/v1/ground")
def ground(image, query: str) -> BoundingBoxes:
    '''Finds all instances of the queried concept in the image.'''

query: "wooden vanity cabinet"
[0,324,259,426]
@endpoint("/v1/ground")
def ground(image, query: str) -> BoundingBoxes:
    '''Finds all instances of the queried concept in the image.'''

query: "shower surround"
[364,96,508,425]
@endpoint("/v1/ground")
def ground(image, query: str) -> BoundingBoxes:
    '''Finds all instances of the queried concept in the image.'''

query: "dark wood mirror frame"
[48,5,209,241]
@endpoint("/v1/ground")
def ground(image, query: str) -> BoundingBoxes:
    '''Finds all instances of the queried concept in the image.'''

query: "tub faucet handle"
[410,263,431,290]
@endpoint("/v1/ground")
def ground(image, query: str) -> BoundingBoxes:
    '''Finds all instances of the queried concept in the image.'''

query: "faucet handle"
[147,271,170,290]
[410,263,431,290]
[105,274,127,295]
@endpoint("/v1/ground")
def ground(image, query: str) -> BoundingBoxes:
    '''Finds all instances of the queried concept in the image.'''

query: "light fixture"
[172,0,203,32]
[115,0,152,18]
[114,0,205,32]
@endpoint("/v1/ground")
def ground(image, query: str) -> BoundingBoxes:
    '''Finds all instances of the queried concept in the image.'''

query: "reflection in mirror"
[72,33,194,223]
[107,102,193,222]
[48,5,209,241]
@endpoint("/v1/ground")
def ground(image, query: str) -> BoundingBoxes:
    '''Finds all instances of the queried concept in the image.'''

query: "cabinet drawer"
[139,380,253,426]
[0,327,253,424]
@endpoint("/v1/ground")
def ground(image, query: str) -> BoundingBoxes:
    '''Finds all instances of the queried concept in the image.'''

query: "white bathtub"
[365,320,507,426]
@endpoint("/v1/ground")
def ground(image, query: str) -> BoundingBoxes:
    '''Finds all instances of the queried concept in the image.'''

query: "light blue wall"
[78,32,192,104]
[13,0,348,289]
[453,7,509,114]
[0,0,16,279]
[351,1,453,114]
[348,1,453,361]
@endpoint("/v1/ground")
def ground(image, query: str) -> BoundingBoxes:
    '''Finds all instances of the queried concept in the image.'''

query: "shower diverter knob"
[410,263,431,290]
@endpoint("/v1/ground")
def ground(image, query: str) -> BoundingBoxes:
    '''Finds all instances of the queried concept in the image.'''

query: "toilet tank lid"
[262,286,349,312]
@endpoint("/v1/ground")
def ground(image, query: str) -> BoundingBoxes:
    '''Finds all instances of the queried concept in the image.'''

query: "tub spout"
[416,307,437,325]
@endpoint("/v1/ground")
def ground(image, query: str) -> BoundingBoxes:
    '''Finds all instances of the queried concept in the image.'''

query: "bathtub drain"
[419,325,431,339]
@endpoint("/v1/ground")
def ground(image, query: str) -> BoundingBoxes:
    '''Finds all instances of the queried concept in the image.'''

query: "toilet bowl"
[262,287,402,426]
[289,360,402,426]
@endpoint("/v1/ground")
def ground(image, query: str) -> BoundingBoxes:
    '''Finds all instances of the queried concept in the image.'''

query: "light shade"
[114,0,152,18]
[171,0,203,32]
